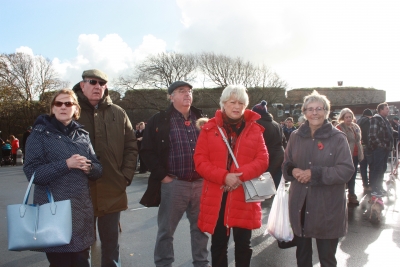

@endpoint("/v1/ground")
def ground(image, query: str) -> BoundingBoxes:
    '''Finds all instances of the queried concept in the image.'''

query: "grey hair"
[338,108,354,123]
[219,85,249,111]
[302,90,331,119]
[298,115,306,123]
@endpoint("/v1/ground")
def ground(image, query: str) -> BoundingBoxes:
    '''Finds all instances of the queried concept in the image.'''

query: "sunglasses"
[84,79,107,86]
[53,101,76,107]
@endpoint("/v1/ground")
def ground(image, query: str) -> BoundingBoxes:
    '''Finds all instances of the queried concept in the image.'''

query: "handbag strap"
[22,173,35,205]
[22,172,55,207]
[217,126,239,169]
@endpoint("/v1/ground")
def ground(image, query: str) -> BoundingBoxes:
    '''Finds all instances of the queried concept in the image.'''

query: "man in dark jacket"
[357,108,373,191]
[73,69,138,267]
[252,100,285,188]
[369,103,397,197]
[135,122,148,173]
[140,81,209,267]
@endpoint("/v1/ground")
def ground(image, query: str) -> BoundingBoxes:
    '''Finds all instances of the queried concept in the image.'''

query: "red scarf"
[222,112,245,170]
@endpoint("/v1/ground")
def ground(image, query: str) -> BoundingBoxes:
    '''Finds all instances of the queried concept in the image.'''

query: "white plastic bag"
[265,177,294,242]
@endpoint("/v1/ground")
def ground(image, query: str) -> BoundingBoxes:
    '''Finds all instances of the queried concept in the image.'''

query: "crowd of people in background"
[3,70,400,267]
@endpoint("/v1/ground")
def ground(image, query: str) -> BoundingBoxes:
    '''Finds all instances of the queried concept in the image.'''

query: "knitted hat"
[362,109,373,116]
[82,69,108,82]
[252,100,268,115]
[168,81,193,95]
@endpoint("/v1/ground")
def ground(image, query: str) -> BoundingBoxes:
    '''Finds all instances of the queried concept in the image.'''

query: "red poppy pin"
[184,121,191,126]
[317,141,324,150]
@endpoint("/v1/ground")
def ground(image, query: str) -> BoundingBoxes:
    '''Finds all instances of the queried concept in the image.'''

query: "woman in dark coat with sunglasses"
[23,89,102,266]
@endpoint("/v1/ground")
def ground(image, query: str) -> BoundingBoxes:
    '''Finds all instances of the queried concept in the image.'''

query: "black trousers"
[46,247,90,267]
[211,192,252,267]
[296,235,339,267]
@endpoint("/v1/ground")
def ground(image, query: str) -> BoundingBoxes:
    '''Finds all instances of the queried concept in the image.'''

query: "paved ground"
[0,164,399,267]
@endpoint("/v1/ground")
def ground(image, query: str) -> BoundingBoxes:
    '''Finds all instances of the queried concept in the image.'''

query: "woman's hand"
[224,172,243,190]
[66,154,92,173]
[293,168,311,183]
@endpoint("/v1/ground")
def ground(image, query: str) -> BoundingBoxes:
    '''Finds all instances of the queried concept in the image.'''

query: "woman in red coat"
[9,135,19,166]
[194,85,269,267]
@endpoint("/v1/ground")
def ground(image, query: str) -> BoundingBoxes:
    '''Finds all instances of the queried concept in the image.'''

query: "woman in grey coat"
[282,90,354,267]
[24,89,102,266]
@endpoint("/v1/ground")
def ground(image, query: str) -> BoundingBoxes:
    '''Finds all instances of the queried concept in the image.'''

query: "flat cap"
[393,117,399,120]
[82,69,108,82]
[168,81,192,95]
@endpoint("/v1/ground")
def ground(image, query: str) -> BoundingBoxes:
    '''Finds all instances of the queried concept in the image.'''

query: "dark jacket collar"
[296,120,340,139]
[33,114,84,135]
[259,112,273,122]
[72,82,112,111]
[164,104,204,119]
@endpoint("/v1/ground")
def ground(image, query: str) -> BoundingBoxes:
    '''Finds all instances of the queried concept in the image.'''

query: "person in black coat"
[252,100,286,188]
[357,108,373,191]
[23,89,102,266]
[135,121,148,173]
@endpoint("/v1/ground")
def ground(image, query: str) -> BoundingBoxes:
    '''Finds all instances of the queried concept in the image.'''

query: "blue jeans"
[347,156,359,195]
[97,212,121,267]
[370,147,390,193]
[154,179,209,267]
[359,146,372,187]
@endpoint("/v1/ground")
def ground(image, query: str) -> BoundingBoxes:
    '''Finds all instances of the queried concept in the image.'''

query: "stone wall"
[115,87,287,125]
[286,87,386,106]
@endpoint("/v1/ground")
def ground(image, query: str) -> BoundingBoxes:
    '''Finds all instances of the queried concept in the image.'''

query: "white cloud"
[174,0,400,100]
[52,34,167,87]
[15,46,34,56]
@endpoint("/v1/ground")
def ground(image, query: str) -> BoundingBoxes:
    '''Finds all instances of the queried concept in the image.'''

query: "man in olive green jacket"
[73,69,137,267]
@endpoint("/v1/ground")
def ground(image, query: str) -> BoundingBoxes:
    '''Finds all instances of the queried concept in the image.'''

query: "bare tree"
[134,52,198,88]
[0,52,64,135]
[0,52,63,101]
[198,52,288,90]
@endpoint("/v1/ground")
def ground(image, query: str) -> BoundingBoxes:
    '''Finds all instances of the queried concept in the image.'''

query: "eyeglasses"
[53,101,75,107]
[176,88,193,94]
[84,79,107,86]
[304,107,325,113]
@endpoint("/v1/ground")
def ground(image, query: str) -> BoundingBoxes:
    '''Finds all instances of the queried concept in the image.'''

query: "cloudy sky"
[1,0,399,100]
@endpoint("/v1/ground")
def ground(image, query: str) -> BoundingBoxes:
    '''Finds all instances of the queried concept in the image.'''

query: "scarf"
[222,112,245,170]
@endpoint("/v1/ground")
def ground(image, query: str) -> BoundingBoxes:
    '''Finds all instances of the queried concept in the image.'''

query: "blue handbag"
[7,173,72,251]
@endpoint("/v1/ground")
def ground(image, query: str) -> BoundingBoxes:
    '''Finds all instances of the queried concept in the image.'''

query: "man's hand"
[161,175,174,183]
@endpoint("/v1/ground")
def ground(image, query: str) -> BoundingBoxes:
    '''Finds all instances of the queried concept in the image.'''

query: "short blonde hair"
[219,85,249,111]
[49,89,81,120]
[302,90,330,119]
[338,108,354,123]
